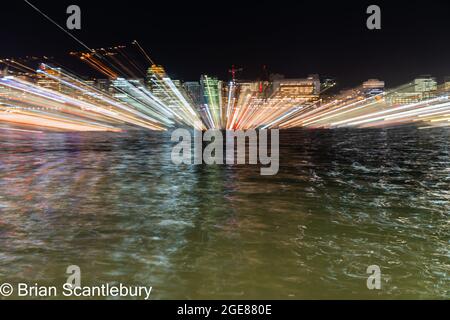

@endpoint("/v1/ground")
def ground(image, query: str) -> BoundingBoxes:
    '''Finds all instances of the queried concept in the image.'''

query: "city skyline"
[2,44,450,132]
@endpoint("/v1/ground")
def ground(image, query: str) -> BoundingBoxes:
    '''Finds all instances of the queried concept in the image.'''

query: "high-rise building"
[201,75,224,128]
[414,76,437,94]
[271,74,320,101]
[183,81,203,106]
[147,65,167,78]
[362,79,385,97]
[146,64,168,92]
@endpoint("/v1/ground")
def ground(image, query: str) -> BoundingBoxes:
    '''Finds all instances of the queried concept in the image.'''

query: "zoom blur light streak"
[2,45,450,132]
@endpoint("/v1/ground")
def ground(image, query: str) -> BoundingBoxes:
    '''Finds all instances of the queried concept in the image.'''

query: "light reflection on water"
[0,127,449,299]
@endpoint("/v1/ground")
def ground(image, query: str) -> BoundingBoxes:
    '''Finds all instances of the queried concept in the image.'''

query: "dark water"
[0,127,449,299]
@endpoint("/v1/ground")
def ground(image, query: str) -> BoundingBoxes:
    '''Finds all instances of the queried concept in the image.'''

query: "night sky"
[2,0,450,87]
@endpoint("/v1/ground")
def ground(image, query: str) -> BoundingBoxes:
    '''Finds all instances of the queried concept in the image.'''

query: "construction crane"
[228,65,243,82]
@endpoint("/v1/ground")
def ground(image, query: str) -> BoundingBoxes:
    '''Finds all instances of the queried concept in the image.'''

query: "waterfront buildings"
[36,65,63,93]
[270,74,321,101]
[362,79,385,97]
[183,81,203,107]
[444,77,450,90]
[3,50,450,131]
[387,76,437,105]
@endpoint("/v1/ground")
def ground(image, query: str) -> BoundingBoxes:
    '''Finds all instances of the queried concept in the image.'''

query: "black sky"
[2,0,450,87]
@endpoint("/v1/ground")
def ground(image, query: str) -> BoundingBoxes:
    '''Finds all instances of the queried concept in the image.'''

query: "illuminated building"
[146,64,171,98]
[414,76,437,100]
[414,76,437,93]
[444,77,450,90]
[271,74,320,101]
[387,92,422,105]
[201,75,224,128]
[362,79,385,97]
[147,65,167,80]
[183,81,203,106]
[4,45,448,131]
[146,68,198,123]
[386,77,437,105]
[184,81,210,127]
[146,65,185,103]
[36,65,63,93]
